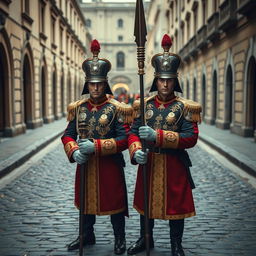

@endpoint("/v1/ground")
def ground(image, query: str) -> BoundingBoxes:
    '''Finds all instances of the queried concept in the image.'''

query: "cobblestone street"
[0,141,256,256]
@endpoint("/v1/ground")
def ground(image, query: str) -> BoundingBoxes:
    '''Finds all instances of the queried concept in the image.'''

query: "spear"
[134,1,150,255]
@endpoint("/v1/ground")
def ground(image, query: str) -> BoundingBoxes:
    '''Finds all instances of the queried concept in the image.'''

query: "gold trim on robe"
[161,130,179,148]
[99,138,117,155]
[64,141,79,160]
[85,155,98,214]
[150,153,165,219]
[129,141,142,159]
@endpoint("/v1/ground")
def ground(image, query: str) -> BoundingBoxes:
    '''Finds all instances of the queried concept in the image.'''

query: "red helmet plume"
[90,39,100,55]
[161,34,172,52]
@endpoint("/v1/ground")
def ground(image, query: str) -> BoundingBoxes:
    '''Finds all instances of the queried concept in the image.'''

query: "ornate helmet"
[82,39,113,95]
[149,34,182,93]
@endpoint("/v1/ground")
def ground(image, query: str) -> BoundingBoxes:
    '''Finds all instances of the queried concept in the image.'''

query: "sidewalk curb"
[199,134,256,178]
[0,130,64,179]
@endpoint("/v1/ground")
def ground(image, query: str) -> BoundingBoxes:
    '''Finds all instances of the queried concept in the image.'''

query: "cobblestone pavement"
[0,143,256,256]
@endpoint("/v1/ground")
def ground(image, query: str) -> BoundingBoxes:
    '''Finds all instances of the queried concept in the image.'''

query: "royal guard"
[127,34,202,256]
[61,39,133,255]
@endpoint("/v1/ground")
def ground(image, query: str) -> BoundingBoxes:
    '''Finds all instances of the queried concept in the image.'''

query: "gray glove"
[78,139,95,154]
[139,126,156,142]
[72,150,88,165]
[134,149,148,165]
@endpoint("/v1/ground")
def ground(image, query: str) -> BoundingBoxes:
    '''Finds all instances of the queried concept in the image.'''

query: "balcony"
[207,12,220,42]
[237,0,256,17]
[188,36,197,57]
[196,25,207,50]
[219,0,237,31]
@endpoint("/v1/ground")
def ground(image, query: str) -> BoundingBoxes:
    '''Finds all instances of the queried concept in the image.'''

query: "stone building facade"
[145,0,256,141]
[0,0,91,137]
[79,0,145,95]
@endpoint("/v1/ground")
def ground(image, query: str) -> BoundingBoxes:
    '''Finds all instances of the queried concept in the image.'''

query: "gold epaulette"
[132,95,155,119]
[67,99,88,121]
[108,98,133,124]
[176,97,202,123]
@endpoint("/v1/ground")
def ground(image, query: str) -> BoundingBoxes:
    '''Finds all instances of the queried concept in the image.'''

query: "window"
[171,6,174,27]
[86,19,91,28]
[193,78,197,101]
[60,26,63,52]
[71,40,73,59]
[186,13,190,41]
[51,16,56,43]
[174,33,178,52]
[202,0,207,25]
[117,52,125,68]
[175,0,178,21]
[70,4,73,23]
[186,80,190,99]
[193,7,198,34]
[65,0,68,17]
[40,2,45,33]
[181,23,184,47]
[66,36,69,57]
[24,0,30,14]
[117,19,123,28]
[118,35,123,41]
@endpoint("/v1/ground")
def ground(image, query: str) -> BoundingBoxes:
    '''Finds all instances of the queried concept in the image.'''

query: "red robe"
[128,95,201,220]
[62,98,132,215]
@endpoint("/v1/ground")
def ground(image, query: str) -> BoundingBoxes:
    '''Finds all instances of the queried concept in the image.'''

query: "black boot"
[67,233,96,251]
[111,212,126,255]
[67,214,96,251]
[171,238,185,256]
[169,219,185,256]
[127,236,154,255]
[114,236,126,255]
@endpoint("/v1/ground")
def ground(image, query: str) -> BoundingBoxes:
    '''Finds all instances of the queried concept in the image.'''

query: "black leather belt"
[149,147,179,154]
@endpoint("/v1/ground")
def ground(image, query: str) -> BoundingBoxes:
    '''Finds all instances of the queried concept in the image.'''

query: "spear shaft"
[134,1,150,255]
[78,127,88,256]
[79,162,86,256]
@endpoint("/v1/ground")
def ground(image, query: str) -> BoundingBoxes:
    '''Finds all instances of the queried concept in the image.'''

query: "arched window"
[118,19,123,28]
[225,65,233,126]
[117,52,125,68]
[212,70,217,123]
[193,78,197,101]
[202,74,206,120]
[52,65,57,119]
[23,54,33,128]
[186,80,190,99]
[86,19,91,28]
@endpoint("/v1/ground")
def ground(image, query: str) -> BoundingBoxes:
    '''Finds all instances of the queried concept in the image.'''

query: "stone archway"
[212,70,217,124]
[0,29,15,136]
[245,57,256,139]
[225,65,233,128]
[0,44,6,136]
[22,54,33,128]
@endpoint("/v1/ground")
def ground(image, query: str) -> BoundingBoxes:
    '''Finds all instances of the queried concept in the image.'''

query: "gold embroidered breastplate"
[145,100,184,131]
[76,102,116,139]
